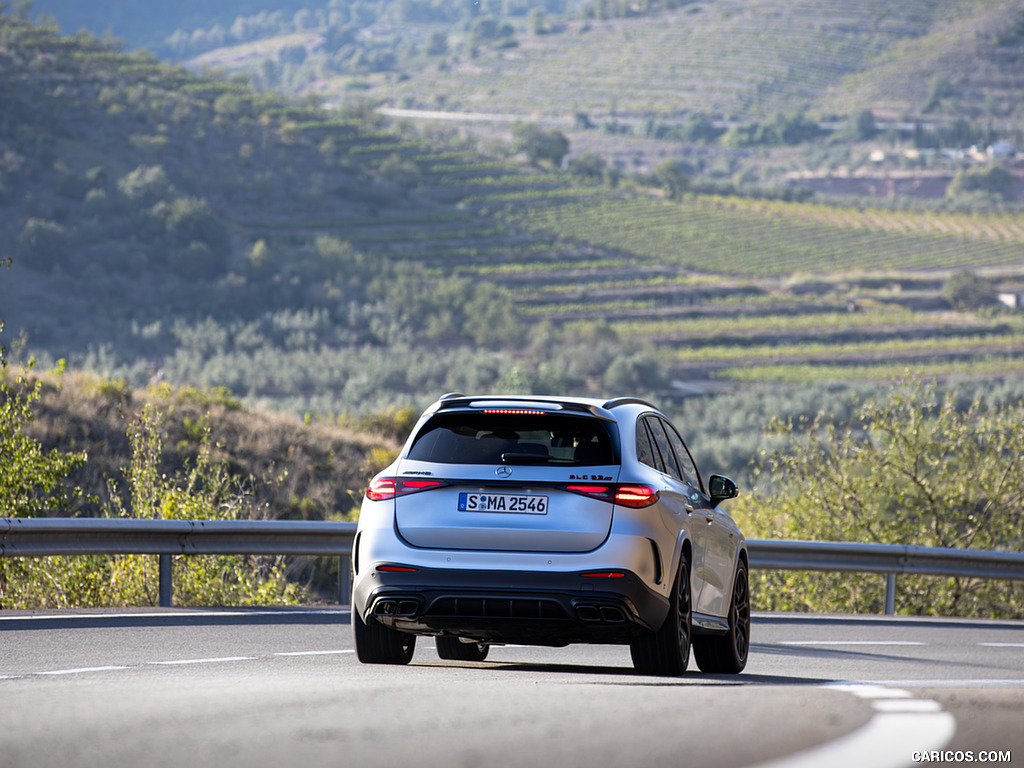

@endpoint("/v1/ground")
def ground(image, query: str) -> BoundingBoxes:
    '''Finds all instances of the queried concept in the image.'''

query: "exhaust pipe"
[373,598,420,618]
[576,605,601,622]
[599,606,626,623]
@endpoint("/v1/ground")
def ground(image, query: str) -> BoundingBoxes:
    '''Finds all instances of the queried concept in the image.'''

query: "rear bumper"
[353,565,670,646]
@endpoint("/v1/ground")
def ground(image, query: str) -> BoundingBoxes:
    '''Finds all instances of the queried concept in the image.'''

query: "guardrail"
[0,517,357,607]
[3,518,1024,613]
[747,538,1024,614]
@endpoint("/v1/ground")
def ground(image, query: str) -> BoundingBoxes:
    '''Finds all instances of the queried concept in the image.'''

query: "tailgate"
[394,464,619,553]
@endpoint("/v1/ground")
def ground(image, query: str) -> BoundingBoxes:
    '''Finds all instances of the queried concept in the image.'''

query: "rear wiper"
[500,452,552,465]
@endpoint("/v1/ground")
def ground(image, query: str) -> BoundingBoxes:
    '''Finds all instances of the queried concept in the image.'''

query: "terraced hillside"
[150,0,1024,129]
[368,0,949,120]
[94,0,1021,195]
[3,12,1024,438]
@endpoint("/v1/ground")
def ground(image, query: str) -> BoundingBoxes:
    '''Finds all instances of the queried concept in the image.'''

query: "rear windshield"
[407,412,618,466]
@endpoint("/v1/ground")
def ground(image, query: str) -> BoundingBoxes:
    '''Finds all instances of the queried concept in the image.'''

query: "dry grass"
[21,369,397,522]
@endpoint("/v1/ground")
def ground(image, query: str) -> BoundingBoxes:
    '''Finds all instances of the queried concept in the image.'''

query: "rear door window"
[664,420,701,490]
[636,418,659,471]
[644,416,683,481]
[407,413,617,466]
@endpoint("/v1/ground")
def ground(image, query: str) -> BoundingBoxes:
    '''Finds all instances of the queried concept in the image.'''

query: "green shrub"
[734,380,1024,617]
[946,164,1015,201]
[0,366,88,517]
[0,394,304,608]
[117,164,172,204]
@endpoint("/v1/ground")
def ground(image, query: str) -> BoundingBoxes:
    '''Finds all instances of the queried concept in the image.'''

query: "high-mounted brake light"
[469,400,562,412]
[564,483,660,509]
[365,477,447,501]
[480,409,547,415]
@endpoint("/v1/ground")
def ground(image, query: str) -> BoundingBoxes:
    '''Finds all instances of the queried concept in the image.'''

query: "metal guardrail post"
[159,554,173,607]
[885,573,896,615]
[338,555,352,606]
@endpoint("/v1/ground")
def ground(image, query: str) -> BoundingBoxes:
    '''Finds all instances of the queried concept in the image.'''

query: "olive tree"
[942,269,996,310]
[510,122,569,168]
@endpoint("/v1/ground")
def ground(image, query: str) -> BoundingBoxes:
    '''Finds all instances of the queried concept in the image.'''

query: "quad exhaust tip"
[373,599,420,618]
[600,606,626,623]
[575,604,626,623]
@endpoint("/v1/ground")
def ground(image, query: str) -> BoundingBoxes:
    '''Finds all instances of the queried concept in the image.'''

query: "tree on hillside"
[841,109,877,141]
[942,269,996,310]
[510,122,569,168]
[156,197,231,279]
[946,163,1015,202]
[118,165,173,205]
[654,160,689,199]
[469,16,516,49]
[567,151,607,182]
[425,30,448,56]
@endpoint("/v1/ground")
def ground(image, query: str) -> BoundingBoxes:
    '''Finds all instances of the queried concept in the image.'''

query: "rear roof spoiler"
[602,397,656,410]
[432,395,619,422]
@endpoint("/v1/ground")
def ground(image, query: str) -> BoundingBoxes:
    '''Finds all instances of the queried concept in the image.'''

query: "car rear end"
[352,396,675,647]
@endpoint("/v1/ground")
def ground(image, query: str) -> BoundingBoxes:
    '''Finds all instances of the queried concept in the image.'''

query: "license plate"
[458,492,548,514]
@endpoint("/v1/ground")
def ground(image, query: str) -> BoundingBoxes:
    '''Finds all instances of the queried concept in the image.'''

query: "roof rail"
[438,392,465,400]
[602,396,656,410]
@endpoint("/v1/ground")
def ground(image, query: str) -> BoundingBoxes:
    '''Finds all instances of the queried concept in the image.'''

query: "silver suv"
[351,394,749,676]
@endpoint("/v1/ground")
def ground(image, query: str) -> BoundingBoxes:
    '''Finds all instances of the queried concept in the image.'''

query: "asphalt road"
[2,609,1022,768]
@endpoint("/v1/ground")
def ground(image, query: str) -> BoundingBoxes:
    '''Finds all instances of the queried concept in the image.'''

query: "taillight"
[365,477,447,501]
[563,484,660,509]
[614,485,661,508]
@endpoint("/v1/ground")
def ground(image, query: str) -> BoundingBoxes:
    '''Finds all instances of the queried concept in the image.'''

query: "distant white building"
[997,290,1024,309]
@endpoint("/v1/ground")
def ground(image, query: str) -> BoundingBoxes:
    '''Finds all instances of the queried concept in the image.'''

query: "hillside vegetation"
[45,0,1024,125]
[3,9,1024,493]
[36,0,1024,187]
[0,360,400,605]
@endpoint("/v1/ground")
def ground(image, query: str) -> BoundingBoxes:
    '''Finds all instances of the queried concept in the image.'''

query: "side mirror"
[708,474,738,505]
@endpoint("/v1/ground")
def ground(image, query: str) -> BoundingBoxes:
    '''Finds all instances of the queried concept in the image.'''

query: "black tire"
[693,559,750,674]
[352,608,415,665]
[435,636,490,662]
[630,550,691,676]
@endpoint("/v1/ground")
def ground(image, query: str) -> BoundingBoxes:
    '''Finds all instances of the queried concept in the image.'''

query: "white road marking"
[851,678,1024,688]
[3,650,355,679]
[274,650,355,657]
[871,699,943,713]
[0,609,350,622]
[148,656,258,666]
[978,642,1024,647]
[746,683,956,768]
[827,683,911,698]
[779,640,926,646]
[37,666,131,676]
